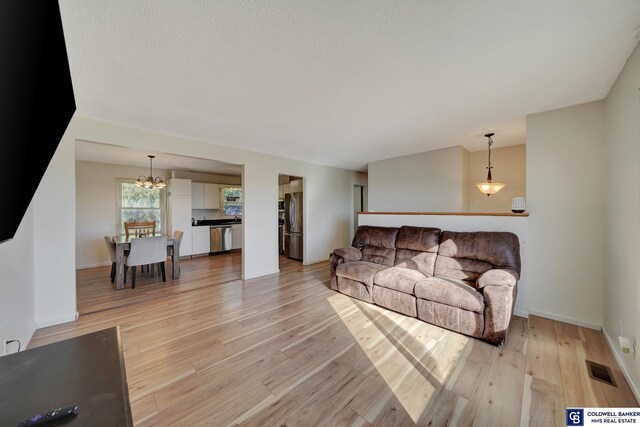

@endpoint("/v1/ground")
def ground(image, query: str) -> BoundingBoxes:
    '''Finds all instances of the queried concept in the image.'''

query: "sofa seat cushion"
[414,276,484,313]
[373,267,428,294]
[336,261,388,287]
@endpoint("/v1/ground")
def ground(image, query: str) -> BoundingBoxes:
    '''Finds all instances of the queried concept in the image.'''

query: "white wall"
[0,127,78,342]
[75,161,169,269]
[603,42,640,394]
[0,204,35,354]
[469,145,526,213]
[33,134,77,328]
[368,146,469,212]
[359,213,529,317]
[526,101,605,329]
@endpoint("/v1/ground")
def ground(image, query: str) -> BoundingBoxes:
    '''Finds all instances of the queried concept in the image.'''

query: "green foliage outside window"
[222,187,242,216]
[119,181,163,233]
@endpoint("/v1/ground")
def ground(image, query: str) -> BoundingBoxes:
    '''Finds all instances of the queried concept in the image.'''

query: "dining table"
[112,234,180,290]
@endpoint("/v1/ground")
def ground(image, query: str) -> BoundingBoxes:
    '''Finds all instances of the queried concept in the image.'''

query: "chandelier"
[476,133,506,196]
[135,155,166,189]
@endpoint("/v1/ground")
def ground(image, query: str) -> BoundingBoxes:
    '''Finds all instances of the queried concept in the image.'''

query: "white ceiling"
[76,140,242,175]
[60,1,640,171]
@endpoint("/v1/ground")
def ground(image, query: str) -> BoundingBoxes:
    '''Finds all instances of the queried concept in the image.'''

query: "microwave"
[278,199,285,211]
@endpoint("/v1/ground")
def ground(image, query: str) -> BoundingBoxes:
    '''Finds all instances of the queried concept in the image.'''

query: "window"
[221,187,242,216]
[117,179,165,234]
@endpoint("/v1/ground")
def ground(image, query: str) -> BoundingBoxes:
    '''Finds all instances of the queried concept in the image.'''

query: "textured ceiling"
[59,1,640,171]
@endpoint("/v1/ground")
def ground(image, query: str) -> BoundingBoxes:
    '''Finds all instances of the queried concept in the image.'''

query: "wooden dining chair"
[124,236,167,289]
[104,236,117,283]
[124,221,156,239]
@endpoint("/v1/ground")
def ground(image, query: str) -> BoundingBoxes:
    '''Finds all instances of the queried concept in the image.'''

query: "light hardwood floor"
[32,260,637,426]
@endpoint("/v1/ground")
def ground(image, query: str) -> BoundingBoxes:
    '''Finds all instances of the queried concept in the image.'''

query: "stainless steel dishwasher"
[210,225,232,253]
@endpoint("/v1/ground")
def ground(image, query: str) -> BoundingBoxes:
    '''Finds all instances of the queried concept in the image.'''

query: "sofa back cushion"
[394,226,441,276]
[352,226,399,266]
[435,231,521,284]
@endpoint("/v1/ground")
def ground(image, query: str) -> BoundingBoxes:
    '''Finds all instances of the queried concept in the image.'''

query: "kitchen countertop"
[193,219,242,226]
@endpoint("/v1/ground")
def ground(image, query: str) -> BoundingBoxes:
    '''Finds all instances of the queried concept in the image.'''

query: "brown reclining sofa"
[330,225,521,345]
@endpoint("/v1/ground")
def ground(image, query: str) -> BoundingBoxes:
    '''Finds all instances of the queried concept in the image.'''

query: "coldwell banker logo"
[567,408,584,426]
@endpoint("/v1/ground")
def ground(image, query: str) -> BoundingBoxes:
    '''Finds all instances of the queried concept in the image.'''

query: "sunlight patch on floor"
[327,293,469,423]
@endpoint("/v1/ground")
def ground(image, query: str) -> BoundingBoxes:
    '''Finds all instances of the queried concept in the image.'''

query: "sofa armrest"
[482,284,517,345]
[333,247,362,263]
[329,247,361,291]
[476,269,518,289]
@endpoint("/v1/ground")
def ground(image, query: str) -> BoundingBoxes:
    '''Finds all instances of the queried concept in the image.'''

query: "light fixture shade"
[476,181,506,195]
[154,179,167,188]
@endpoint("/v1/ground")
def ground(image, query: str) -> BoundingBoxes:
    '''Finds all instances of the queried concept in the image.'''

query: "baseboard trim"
[22,325,36,352]
[602,325,640,404]
[513,308,529,318]
[242,269,280,280]
[76,262,112,270]
[527,308,601,330]
[36,313,78,329]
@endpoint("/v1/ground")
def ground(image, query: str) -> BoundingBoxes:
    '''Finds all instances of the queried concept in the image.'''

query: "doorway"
[278,174,303,270]
[354,184,367,236]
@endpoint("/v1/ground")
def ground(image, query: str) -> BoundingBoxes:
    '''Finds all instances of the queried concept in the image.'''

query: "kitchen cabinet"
[204,183,220,209]
[168,178,191,196]
[191,182,205,209]
[191,182,220,209]
[192,226,210,255]
[289,179,303,193]
[231,224,242,250]
[167,178,193,256]
[167,197,193,256]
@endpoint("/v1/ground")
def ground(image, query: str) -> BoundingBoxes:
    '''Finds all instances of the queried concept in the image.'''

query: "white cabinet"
[192,226,210,254]
[167,194,193,256]
[204,183,220,209]
[289,179,303,193]
[168,178,191,196]
[191,182,205,209]
[191,182,219,209]
[231,224,242,250]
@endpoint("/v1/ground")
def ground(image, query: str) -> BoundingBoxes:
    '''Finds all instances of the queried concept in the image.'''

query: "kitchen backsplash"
[192,208,221,220]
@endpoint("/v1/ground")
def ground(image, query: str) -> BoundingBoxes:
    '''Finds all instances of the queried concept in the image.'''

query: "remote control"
[17,405,78,426]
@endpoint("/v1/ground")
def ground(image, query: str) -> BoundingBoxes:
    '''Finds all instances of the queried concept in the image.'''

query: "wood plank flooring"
[77,252,245,315]
[32,260,637,426]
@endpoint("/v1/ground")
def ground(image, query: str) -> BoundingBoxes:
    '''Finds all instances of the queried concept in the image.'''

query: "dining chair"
[104,236,117,283]
[167,230,183,275]
[124,236,167,289]
[124,221,156,239]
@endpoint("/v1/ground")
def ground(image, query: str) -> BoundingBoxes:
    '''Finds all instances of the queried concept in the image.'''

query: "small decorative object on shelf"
[511,197,526,213]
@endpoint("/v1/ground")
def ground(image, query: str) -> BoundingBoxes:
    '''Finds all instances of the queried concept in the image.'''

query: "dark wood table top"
[0,327,133,426]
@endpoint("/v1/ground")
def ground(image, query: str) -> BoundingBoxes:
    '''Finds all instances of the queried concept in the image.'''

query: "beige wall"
[469,145,526,212]
[526,101,605,327]
[368,146,469,212]
[603,42,640,392]
[75,161,170,269]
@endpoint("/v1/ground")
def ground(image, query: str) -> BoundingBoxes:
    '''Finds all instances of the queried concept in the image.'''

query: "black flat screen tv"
[0,1,76,243]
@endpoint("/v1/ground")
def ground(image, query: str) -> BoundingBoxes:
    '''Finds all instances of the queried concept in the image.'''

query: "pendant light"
[135,155,167,189]
[476,133,506,197]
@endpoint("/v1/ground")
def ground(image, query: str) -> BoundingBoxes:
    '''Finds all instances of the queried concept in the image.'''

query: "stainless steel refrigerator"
[284,192,303,260]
